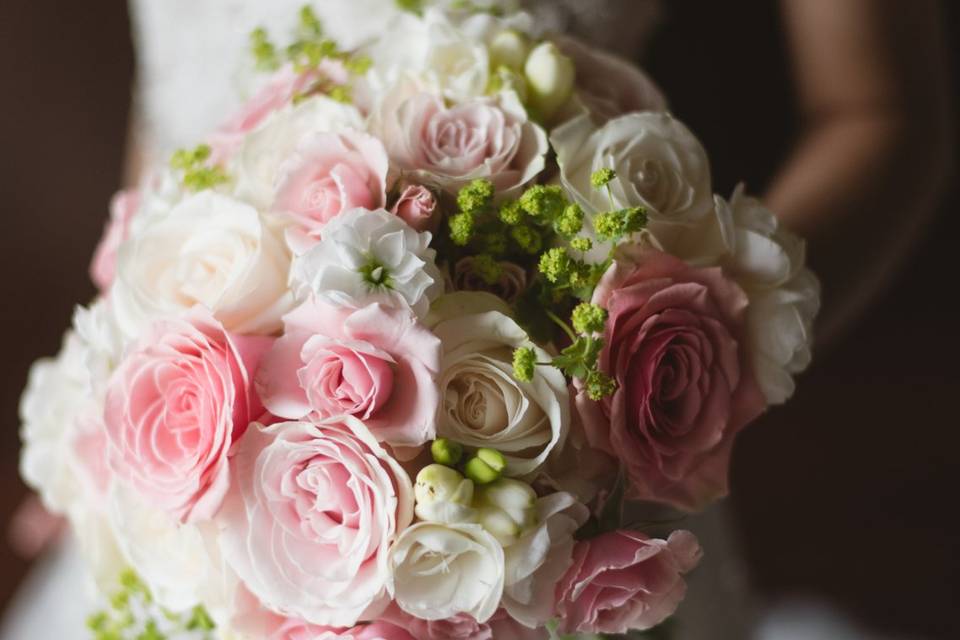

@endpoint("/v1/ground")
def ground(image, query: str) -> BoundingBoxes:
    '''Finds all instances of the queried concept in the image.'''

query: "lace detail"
[128,0,662,161]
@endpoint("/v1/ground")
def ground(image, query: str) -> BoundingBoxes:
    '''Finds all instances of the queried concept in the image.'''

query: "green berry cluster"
[429,437,508,485]
[87,569,215,640]
[249,7,372,104]
[170,144,229,192]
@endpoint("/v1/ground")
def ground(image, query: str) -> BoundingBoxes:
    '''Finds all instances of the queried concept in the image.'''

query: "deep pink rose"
[274,129,389,250]
[103,307,270,523]
[380,91,547,195]
[219,418,414,627]
[577,245,766,510]
[209,61,349,162]
[256,300,440,449]
[554,35,667,124]
[90,189,139,292]
[390,183,438,232]
[555,530,702,635]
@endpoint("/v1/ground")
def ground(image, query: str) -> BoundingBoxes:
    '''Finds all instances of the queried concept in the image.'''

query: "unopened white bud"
[415,464,476,524]
[490,30,530,71]
[474,478,538,546]
[524,41,575,120]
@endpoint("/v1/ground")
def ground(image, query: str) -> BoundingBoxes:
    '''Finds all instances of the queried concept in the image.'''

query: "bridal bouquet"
[19,2,819,638]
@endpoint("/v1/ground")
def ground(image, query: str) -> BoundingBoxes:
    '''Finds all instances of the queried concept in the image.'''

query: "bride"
[2,1,949,639]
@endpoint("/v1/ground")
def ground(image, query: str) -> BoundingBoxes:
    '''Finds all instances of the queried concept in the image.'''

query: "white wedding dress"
[1,2,881,639]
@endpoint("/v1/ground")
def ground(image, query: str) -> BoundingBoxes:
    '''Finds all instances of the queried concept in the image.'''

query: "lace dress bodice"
[128,0,663,160]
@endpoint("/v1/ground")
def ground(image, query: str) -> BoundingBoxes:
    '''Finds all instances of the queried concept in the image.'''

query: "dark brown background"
[0,1,957,637]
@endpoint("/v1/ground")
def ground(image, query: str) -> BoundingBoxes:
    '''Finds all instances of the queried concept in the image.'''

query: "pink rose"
[274,129,389,251]
[380,90,547,195]
[577,245,766,511]
[382,606,546,640]
[555,530,702,635]
[103,307,269,523]
[390,183,438,232]
[90,189,139,292]
[269,619,416,640]
[209,61,349,162]
[219,418,414,627]
[256,300,441,449]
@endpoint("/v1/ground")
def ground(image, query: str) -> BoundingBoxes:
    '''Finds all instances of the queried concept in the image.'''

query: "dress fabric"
[1,1,759,638]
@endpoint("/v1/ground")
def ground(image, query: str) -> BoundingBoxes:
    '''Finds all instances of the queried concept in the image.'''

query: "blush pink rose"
[390,183,438,232]
[274,129,389,250]
[576,245,767,511]
[554,35,667,124]
[219,418,414,627]
[103,307,270,523]
[382,606,546,640]
[90,189,139,292]
[208,61,349,162]
[269,619,416,640]
[256,300,441,449]
[555,530,702,635]
[380,91,547,195]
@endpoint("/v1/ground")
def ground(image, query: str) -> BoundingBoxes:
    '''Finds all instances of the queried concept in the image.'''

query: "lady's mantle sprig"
[445,177,632,400]
[87,569,215,640]
[170,144,229,192]
[250,7,372,104]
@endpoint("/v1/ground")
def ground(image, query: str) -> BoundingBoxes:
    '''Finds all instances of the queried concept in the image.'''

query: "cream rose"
[110,191,293,339]
[387,522,504,623]
[428,292,568,477]
[553,111,714,224]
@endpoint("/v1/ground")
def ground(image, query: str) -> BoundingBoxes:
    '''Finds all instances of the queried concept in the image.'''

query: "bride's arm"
[768,0,952,344]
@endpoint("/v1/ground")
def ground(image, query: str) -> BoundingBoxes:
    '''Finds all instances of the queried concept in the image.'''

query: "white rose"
[367,9,489,100]
[232,97,365,210]
[553,111,715,262]
[429,292,569,477]
[291,208,443,318]
[19,331,93,513]
[388,522,504,623]
[719,186,820,404]
[109,483,233,617]
[110,191,293,339]
[502,491,589,628]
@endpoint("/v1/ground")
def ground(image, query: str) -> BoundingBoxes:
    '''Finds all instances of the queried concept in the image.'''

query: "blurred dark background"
[0,1,957,637]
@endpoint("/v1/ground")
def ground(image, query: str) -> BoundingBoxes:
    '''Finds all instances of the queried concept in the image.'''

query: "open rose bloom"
[18,2,818,638]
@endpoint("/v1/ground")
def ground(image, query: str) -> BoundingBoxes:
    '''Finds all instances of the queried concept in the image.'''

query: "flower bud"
[474,478,538,546]
[490,30,530,71]
[431,438,463,466]
[524,42,575,120]
[414,464,475,524]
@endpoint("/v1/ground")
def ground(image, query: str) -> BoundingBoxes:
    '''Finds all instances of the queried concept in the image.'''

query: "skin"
[769,0,952,344]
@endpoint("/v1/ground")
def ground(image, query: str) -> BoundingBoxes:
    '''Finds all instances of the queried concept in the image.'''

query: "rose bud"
[391,183,439,232]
